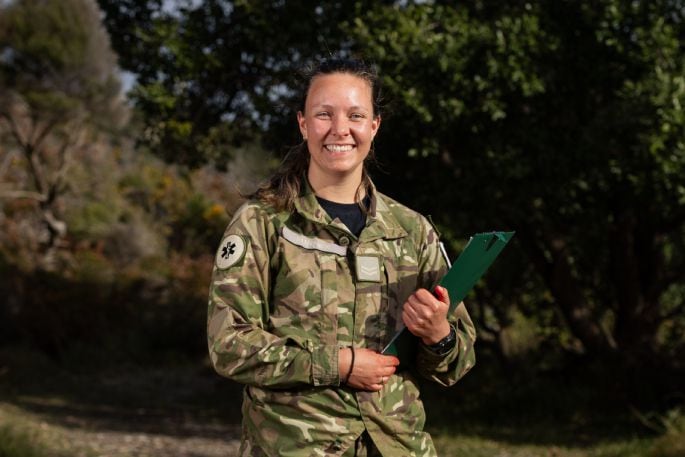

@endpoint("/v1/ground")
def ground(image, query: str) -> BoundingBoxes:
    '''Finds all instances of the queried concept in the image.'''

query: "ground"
[0,348,674,457]
[0,355,244,457]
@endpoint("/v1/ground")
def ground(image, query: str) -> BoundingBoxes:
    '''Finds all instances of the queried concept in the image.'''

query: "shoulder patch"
[215,234,248,270]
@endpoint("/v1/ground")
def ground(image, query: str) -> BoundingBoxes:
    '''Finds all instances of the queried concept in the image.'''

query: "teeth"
[326,144,354,152]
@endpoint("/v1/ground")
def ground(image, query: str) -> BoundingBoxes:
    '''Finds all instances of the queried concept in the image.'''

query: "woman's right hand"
[339,347,399,391]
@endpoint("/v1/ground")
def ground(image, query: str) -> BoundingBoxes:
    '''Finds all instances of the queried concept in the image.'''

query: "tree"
[97,0,392,167]
[95,0,685,370]
[354,0,685,366]
[0,0,128,266]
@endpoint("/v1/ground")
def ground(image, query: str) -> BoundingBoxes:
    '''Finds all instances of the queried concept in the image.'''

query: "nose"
[331,115,350,137]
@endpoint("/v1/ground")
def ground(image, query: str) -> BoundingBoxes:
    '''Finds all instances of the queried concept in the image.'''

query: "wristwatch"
[425,326,457,356]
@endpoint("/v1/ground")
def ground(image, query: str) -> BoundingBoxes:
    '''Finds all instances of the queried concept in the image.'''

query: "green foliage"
[0,0,125,123]
[0,423,45,457]
[352,0,685,367]
[97,0,394,166]
[0,140,264,360]
[91,0,685,375]
[0,0,129,264]
[0,1,683,454]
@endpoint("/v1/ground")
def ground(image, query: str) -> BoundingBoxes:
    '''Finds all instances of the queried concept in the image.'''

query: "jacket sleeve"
[207,203,339,388]
[413,217,477,387]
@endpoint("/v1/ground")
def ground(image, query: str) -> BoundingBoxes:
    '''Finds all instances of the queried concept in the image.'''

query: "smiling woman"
[298,72,380,198]
[246,59,385,212]
[207,57,477,457]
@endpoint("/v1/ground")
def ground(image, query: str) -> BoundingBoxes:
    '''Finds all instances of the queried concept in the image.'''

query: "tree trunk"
[517,225,616,357]
[610,210,662,360]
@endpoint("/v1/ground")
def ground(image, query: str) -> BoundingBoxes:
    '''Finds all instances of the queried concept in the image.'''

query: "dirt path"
[2,400,241,457]
[0,362,245,456]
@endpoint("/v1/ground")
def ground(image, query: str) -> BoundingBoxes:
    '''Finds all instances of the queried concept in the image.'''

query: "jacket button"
[339,236,350,246]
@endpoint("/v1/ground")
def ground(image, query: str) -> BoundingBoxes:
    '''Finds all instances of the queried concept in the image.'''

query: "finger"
[402,303,420,323]
[377,353,399,365]
[367,380,383,391]
[402,308,422,330]
[403,309,425,332]
[404,294,421,314]
[381,367,396,378]
[410,303,432,322]
[425,287,449,310]
[407,294,432,317]
[380,359,399,376]
[409,291,440,316]
[434,285,450,304]
[377,364,396,375]
[376,375,390,387]
[415,288,438,305]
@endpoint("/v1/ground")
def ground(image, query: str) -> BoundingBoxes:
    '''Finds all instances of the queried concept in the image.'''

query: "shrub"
[650,409,685,457]
[0,423,44,457]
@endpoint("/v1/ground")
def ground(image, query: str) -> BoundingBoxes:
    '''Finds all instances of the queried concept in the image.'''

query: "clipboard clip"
[485,233,499,251]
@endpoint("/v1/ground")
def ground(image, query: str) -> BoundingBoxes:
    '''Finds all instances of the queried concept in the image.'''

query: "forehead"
[305,73,373,109]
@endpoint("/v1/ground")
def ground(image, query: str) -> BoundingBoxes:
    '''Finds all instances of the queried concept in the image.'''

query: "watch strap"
[425,325,457,356]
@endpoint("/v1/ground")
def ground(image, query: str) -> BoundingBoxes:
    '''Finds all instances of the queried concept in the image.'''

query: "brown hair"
[250,58,382,211]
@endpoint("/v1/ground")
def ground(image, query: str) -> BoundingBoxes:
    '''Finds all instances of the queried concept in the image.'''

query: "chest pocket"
[269,227,345,344]
[353,237,418,350]
[382,238,421,337]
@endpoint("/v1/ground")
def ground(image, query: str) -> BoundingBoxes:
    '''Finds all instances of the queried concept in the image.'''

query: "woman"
[207,58,476,456]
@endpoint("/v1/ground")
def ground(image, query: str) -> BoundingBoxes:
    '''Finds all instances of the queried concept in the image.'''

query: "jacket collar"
[293,179,408,241]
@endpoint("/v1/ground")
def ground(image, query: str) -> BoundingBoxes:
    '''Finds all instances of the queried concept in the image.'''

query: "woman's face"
[298,72,380,183]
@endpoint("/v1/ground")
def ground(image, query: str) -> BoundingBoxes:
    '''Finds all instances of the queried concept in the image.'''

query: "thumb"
[434,285,450,304]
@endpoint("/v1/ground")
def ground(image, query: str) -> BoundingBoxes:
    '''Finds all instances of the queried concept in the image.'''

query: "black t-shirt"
[316,196,370,238]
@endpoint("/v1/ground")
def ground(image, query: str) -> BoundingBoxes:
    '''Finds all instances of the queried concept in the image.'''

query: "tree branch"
[30,117,60,155]
[25,144,49,196]
[0,110,28,151]
[0,149,17,180]
[0,189,48,202]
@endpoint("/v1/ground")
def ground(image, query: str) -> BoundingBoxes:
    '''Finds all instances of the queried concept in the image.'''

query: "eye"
[315,111,331,119]
[350,113,365,121]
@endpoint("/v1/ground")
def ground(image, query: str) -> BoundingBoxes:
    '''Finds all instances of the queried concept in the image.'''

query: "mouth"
[324,144,355,153]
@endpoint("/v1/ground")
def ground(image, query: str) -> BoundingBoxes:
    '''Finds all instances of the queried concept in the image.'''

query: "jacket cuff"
[417,325,459,368]
[310,343,339,386]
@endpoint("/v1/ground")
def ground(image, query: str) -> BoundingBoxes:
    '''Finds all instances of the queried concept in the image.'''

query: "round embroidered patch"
[215,234,247,269]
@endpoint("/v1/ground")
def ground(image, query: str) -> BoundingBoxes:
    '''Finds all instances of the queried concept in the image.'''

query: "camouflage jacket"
[207,181,476,457]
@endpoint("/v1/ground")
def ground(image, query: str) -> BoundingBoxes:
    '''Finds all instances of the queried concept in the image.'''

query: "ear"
[297,111,307,140]
[371,114,381,139]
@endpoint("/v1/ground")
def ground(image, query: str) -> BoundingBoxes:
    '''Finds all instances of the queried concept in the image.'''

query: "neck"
[308,168,365,204]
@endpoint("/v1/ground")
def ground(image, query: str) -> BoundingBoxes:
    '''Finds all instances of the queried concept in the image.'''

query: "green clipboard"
[382,231,515,365]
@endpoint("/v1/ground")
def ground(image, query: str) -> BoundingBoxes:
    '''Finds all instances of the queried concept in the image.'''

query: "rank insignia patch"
[356,255,382,282]
[216,234,247,270]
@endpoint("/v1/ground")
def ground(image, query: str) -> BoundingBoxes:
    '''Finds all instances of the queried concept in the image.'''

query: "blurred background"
[0,0,684,456]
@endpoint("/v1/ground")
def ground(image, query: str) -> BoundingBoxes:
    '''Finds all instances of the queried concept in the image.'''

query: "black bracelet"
[426,326,457,356]
[343,347,355,384]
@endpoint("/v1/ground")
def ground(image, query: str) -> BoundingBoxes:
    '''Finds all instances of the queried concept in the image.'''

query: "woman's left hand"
[402,286,451,345]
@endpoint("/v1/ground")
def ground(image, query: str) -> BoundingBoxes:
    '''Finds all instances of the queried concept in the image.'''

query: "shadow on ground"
[0,347,245,456]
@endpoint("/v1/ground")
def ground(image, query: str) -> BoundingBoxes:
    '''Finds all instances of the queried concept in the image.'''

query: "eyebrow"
[313,104,370,112]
